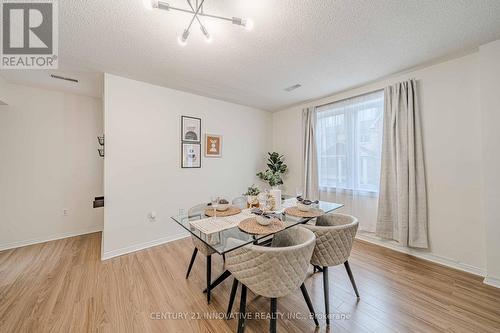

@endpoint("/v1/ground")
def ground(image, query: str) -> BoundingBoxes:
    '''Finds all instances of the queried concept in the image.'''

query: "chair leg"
[237,284,247,333]
[323,266,330,326]
[300,283,319,327]
[270,298,277,333]
[185,248,198,279]
[344,261,360,298]
[313,265,323,273]
[226,278,239,319]
[206,255,212,304]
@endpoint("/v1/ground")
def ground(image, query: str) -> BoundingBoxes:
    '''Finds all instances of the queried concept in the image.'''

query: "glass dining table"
[171,196,343,292]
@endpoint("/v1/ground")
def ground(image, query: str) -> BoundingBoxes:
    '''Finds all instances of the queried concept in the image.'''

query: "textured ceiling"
[2,0,500,110]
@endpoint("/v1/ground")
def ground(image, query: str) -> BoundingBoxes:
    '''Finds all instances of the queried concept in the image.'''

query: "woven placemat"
[238,217,285,235]
[204,206,241,217]
[284,206,325,218]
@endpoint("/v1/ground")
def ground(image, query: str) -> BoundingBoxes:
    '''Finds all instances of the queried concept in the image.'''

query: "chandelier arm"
[186,0,208,31]
[185,0,205,32]
[157,1,232,22]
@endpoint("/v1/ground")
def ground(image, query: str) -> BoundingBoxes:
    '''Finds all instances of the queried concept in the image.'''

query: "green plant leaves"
[257,152,288,187]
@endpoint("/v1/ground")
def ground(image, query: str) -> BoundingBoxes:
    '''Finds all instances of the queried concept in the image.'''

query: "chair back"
[188,203,208,219]
[303,213,358,267]
[225,227,315,298]
[188,203,216,256]
[232,196,247,209]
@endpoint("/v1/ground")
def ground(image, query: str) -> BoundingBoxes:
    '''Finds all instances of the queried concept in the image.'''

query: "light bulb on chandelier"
[243,18,254,31]
[200,25,212,43]
[143,0,159,10]
[178,29,189,46]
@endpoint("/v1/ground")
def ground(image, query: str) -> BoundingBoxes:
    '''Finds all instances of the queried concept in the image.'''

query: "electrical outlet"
[147,212,157,222]
[62,209,69,216]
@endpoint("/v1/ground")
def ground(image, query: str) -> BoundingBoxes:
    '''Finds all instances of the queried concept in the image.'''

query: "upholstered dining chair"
[185,203,217,304]
[303,213,360,326]
[232,196,247,209]
[225,227,319,333]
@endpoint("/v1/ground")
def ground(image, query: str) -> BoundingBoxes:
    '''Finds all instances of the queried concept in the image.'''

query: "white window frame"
[316,90,384,195]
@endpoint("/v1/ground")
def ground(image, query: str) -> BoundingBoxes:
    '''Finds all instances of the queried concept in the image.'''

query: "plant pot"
[247,195,257,205]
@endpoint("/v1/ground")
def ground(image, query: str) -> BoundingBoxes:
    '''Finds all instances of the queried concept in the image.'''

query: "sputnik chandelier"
[143,0,253,46]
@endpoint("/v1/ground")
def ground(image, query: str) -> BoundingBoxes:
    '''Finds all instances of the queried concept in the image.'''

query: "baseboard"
[0,225,103,252]
[483,276,500,289]
[355,233,487,277]
[101,232,190,261]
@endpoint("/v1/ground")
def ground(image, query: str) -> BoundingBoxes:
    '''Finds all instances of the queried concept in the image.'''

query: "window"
[316,90,384,193]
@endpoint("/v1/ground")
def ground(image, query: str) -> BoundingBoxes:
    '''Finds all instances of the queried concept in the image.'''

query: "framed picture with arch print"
[181,116,201,143]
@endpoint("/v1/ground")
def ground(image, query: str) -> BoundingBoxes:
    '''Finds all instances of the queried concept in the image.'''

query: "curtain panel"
[376,79,429,248]
[302,107,320,199]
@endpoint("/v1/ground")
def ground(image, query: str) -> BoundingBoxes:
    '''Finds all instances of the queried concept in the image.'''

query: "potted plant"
[243,184,261,206]
[257,152,288,189]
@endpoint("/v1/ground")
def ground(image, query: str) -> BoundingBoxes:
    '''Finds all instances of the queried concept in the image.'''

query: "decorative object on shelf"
[243,184,260,208]
[205,134,222,157]
[143,0,253,46]
[257,152,288,187]
[181,116,201,143]
[181,143,201,168]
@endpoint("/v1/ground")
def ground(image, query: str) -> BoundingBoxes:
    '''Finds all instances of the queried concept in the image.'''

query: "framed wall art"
[181,116,201,143]
[205,134,222,157]
[181,143,201,168]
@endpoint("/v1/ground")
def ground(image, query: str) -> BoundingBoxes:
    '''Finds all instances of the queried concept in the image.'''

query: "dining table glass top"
[171,197,343,255]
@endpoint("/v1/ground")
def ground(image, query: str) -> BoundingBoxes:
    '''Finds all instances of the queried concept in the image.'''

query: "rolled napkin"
[250,208,279,220]
[296,196,319,205]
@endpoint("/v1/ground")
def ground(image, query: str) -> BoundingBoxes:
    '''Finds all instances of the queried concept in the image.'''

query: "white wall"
[479,40,500,286]
[273,52,487,274]
[0,80,104,250]
[103,74,272,259]
[0,76,8,105]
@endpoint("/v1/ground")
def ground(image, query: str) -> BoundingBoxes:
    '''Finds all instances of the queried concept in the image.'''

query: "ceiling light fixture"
[144,0,253,45]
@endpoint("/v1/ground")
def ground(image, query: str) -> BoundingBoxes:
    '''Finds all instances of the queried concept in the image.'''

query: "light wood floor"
[1,233,500,333]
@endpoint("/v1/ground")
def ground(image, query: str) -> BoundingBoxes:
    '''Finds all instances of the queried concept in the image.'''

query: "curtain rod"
[315,88,384,110]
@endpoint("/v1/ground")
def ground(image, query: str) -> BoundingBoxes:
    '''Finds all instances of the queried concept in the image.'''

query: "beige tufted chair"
[185,203,217,304]
[225,227,319,333]
[303,213,359,326]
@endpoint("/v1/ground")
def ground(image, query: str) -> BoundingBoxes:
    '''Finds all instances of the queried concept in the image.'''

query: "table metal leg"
[203,269,231,293]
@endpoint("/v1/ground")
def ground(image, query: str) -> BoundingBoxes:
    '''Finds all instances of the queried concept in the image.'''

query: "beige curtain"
[302,107,319,199]
[376,79,429,248]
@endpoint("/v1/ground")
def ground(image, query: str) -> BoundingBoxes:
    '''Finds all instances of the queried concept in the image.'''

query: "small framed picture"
[181,116,201,142]
[205,134,222,157]
[181,143,201,168]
